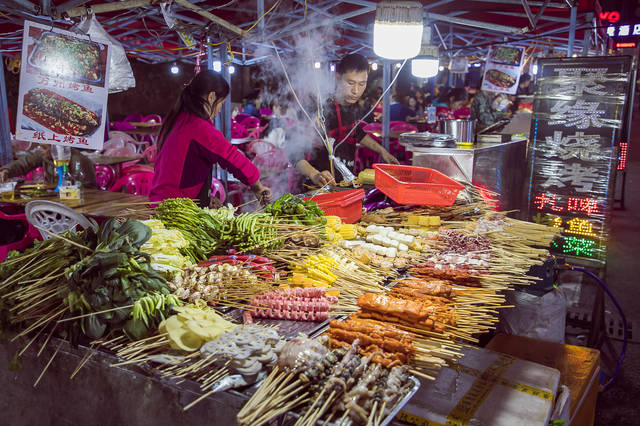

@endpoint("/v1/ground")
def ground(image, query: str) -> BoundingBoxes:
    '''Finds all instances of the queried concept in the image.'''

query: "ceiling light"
[330,64,336,72]
[170,64,179,75]
[438,65,445,71]
[228,65,235,74]
[395,63,401,69]
[473,62,482,67]
[314,61,321,69]
[532,64,538,75]
[411,44,440,78]
[371,62,378,71]
[213,60,222,72]
[373,1,423,60]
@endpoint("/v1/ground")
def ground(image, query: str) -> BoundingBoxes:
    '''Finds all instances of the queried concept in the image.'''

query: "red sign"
[600,11,621,23]
[616,42,637,48]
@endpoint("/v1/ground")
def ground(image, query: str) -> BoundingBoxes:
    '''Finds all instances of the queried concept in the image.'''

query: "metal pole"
[567,6,577,57]
[382,61,391,152]
[0,63,12,165]
[219,45,231,191]
[257,0,264,41]
[582,13,592,55]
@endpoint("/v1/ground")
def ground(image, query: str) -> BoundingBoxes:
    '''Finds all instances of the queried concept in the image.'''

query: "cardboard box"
[397,346,560,426]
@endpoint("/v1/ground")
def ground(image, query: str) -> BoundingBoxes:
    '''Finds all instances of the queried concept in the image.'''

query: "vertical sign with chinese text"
[526,57,632,261]
[15,21,110,150]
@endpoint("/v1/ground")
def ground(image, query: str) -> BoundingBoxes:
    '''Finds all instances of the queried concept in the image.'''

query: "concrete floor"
[593,114,640,424]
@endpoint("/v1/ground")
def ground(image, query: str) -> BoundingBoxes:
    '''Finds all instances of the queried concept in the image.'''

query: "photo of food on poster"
[481,45,525,95]
[15,20,110,151]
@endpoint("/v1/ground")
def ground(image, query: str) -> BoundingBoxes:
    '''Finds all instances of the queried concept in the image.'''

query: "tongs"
[476,119,510,135]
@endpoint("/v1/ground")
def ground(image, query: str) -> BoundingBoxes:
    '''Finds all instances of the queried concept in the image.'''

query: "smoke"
[252,28,340,163]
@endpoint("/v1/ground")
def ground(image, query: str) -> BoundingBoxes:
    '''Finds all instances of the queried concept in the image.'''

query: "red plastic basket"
[373,164,464,206]
[303,188,365,224]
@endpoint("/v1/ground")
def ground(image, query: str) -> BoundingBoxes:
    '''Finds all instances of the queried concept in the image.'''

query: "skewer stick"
[366,401,379,426]
[34,340,63,388]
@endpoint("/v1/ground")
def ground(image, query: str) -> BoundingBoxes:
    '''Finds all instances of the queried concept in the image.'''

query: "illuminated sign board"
[527,57,632,261]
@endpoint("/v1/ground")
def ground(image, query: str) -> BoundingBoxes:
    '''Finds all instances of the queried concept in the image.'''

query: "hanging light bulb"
[371,62,378,71]
[170,63,180,75]
[314,61,321,69]
[373,1,423,60]
[330,63,336,72]
[213,60,222,72]
[532,64,539,75]
[228,65,235,74]
[411,43,439,79]
[438,65,445,71]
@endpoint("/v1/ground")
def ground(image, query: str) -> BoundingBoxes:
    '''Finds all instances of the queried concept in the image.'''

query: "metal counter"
[401,138,528,215]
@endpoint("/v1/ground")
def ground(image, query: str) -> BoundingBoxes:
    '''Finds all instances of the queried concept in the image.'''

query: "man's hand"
[209,196,223,209]
[0,170,8,183]
[381,151,400,165]
[311,170,335,187]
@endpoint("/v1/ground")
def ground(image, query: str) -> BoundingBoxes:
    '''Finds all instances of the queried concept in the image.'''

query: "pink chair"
[142,114,162,125]
[124,113,145,123]
[0,208,40,262]
[110,171,154,196]
[253,149,294,195]
[242,116,261,130]
[231,122,249,139]
[120,164,154,175]
[234,113,251,124]
[259,108,273,116]
[94,164,116,191]
[24,166,45,182]
[142,145,157,164]
[390,121,418,133]
[247,140,276,158]
[211,177,226,203]
[363,122,383,143]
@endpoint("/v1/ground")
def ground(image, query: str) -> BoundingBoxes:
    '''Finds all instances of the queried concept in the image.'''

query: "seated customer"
[389,94,417,122]
[0,144,97,188]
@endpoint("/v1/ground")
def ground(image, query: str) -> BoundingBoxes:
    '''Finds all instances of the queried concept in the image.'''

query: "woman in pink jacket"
[150,71,272,207]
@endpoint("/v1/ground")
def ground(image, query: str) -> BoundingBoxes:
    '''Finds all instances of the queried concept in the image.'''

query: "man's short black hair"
[336,53,369,75]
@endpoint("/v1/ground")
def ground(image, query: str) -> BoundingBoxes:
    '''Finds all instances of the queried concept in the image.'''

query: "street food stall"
[0,1,630,425]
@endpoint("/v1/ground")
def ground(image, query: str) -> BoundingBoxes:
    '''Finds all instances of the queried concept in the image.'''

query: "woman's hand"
[311,170,335,187]
[0,170,8,183]
[381,151,400,165]
[251,181,273,205]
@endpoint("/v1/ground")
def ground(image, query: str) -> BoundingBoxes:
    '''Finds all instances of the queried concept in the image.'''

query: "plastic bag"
[498,289,567,343]
[73,14,135,93]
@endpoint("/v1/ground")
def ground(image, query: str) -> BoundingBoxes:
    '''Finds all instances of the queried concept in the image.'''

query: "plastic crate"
[373,164,464,206]
[303,188,365,224]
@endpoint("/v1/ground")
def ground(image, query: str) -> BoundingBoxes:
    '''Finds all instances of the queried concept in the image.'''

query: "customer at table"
[293,53,398,186]
[0,144,97,188]
[150,70,272,207]
[390,93,417,122]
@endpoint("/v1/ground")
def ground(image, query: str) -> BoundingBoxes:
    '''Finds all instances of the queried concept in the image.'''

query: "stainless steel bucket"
[440,119,476,143]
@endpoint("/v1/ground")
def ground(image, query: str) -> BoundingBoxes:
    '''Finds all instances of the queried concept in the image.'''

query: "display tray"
[224,308,332,340]
[281,376,421,426]
[399,132,457,148]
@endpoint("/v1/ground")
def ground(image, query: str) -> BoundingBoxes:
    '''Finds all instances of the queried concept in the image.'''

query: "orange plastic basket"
[373,164,464,206]
[303,188,365,224]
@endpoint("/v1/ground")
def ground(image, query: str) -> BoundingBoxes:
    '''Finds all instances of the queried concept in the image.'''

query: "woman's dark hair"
[158,70,230,149]
[336,53,369,75]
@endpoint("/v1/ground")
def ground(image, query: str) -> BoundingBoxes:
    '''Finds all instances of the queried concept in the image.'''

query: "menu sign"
[481,45,525,95]
[15,20,110,150]
[526,56,632,261]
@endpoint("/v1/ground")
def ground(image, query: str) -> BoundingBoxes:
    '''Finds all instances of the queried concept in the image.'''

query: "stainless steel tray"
[281,375,421,426]
[399,132,457,148]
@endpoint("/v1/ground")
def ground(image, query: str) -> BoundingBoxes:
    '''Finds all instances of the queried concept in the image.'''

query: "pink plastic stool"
[94,164,116,191]
[110,171,154,196]
[0,208,40,262]
[211,177,226,203]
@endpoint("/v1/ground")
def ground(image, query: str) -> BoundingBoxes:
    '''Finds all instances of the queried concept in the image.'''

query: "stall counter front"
[400,138,528,215]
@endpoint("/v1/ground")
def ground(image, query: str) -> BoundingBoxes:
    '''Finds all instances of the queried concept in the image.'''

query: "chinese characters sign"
[15,21,110,150]
[481,45,525,95]
[527,57,632,261]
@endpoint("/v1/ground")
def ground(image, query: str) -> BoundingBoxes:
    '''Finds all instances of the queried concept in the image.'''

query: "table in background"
[2,188,150,218]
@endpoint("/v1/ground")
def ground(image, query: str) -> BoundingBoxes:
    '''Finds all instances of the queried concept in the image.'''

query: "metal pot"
[439,119,476,143]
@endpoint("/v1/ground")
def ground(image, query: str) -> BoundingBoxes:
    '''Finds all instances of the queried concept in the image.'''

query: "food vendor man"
[294,54,399,186]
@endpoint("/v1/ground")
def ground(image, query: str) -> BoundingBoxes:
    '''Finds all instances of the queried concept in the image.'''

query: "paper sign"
[481,45,525,95]
[15,20,110,151]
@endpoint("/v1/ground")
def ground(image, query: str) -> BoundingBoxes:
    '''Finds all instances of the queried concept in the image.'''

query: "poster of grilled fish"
[16,20,110,150]
[481,45,525,95]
